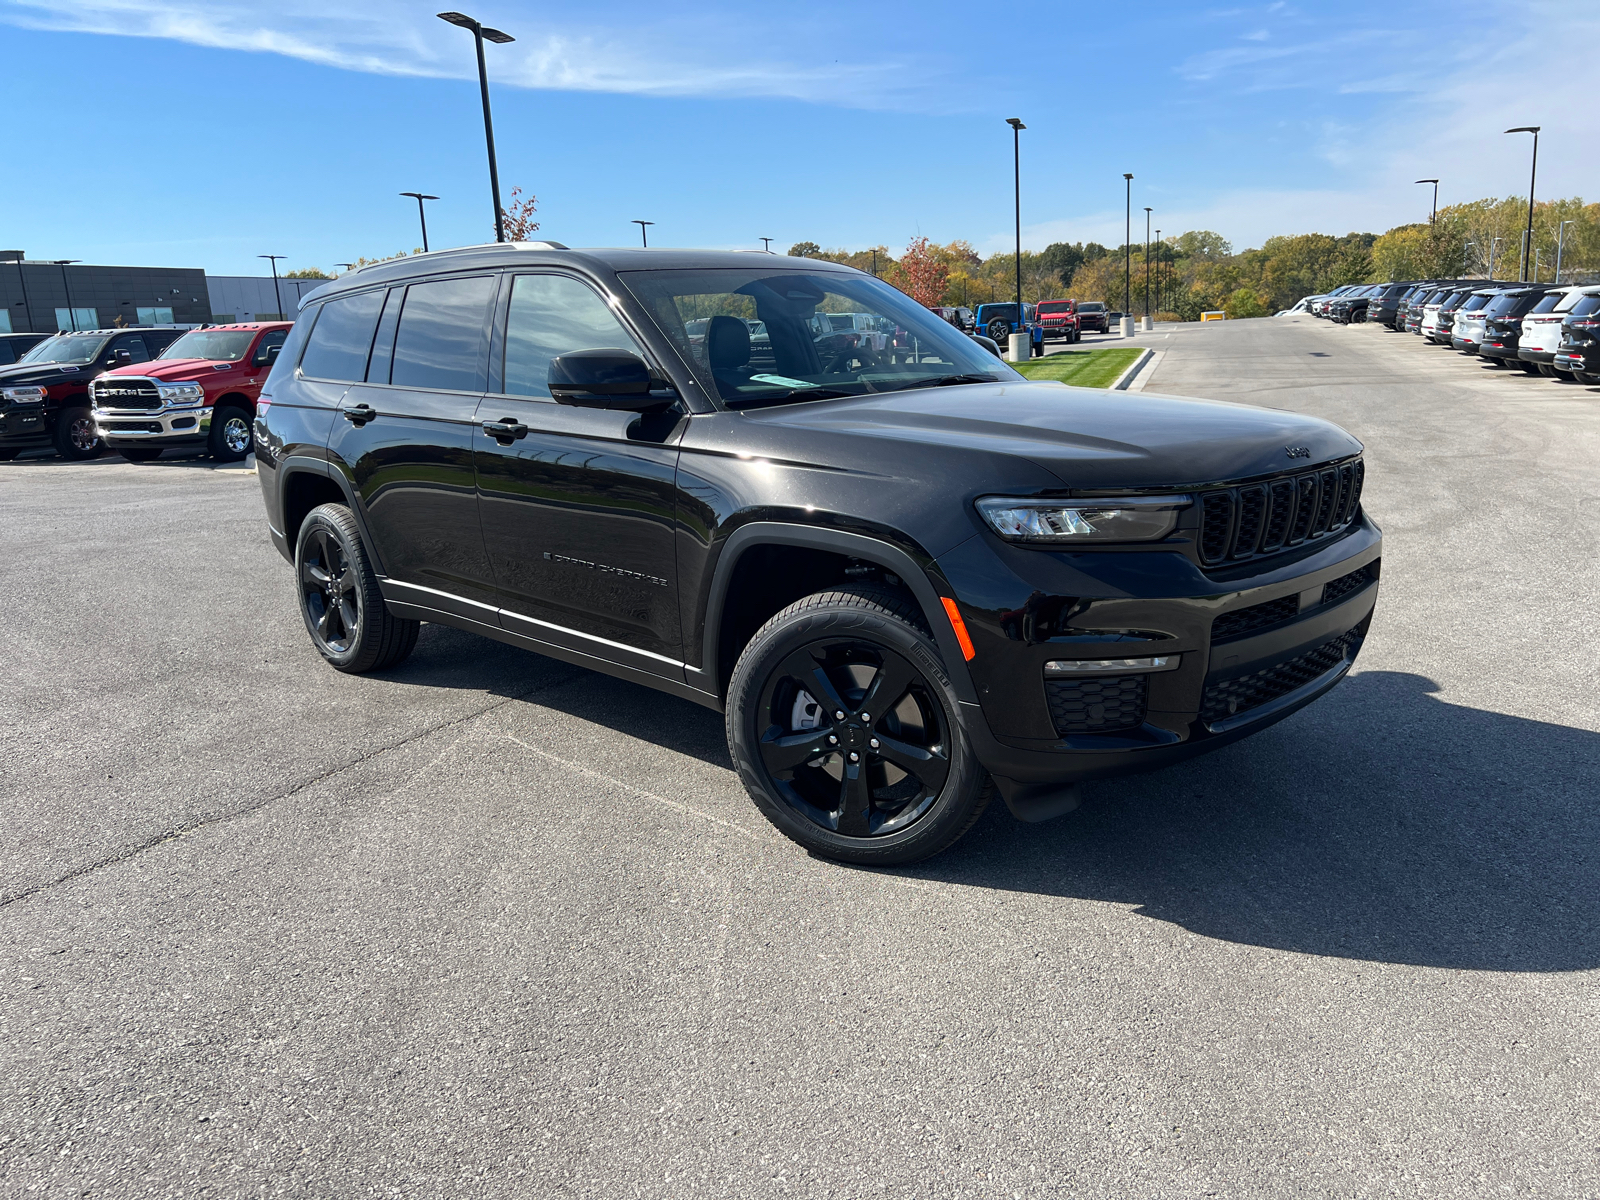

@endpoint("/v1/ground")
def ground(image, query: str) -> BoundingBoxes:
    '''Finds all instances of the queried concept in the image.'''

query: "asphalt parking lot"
[3,318,1598,1198]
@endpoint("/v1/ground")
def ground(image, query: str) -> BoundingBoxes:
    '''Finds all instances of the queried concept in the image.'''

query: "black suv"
[0,326,183,460]
[255,245,1381,865]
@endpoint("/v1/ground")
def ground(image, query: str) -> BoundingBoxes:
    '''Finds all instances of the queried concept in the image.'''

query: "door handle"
[342,403,377,424]
[481,418,528,441]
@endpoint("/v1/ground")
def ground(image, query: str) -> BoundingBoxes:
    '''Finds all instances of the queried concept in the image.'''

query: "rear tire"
[726,585,991,866]
[208,404,253,462]
[118,448,163,463]
[51,407,101,460]
[294,503,419,673]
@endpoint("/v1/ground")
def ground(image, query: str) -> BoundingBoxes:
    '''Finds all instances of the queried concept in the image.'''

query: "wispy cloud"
[0,0,920,106]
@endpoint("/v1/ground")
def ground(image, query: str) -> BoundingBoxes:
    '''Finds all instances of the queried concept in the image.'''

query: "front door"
[325,274,499,615]
[474,272,685,676]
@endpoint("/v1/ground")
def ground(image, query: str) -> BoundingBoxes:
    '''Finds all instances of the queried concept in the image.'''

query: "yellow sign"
[1201,311,1226,321]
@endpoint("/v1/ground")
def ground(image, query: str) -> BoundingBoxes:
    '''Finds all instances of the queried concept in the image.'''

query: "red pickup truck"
[89,322,291,463]
[1035,299,1081,342]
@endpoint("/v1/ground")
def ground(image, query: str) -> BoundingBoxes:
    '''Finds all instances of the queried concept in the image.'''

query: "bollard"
[1120,315,1135,338]
[1142,315,1154,331]
[1009,331,1029,362]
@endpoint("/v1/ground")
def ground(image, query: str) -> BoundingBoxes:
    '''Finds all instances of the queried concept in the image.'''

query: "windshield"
[1036,301,1074,313]
[1483,293,1525,316]
[1462,294,1495,313]
[158,330,256,361]
[621,268,1017,408]
[1078,302,1104,312]
[18,334,109,365]
[1528,292,1564,314]
[1571,295,1600,318]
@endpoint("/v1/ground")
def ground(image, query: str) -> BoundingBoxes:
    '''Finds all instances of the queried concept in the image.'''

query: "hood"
[0,360,92,387]
[103,358,236,382]
[746,380,1363,491]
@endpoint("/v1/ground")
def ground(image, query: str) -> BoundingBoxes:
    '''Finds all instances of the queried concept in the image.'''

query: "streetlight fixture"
[336,263,356,275]
[399,193,439,253]
[438,11,515,243]
[2,252,32,332]
[1487,236,1504,280]
[1505,126,1540,283]
[1555,219,1575,284]
[258,255,286,322]
[53,260,81,330]
[631,220,654,248]
[1006,118,1026,356]
[1122,174,1133,337]
[1415,179,1439,225]
[759,238,773,253]
[1143,206,1152,330]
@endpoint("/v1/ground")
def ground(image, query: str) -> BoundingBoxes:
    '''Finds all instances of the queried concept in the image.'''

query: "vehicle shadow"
[909,670,1600,973]
[381,632,1600,973]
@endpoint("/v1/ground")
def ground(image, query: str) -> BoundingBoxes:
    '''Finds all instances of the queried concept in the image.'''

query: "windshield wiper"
[876,373,1000,393]
[726,386,859,408]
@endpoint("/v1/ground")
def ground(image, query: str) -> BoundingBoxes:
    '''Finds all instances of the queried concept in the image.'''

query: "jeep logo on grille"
[1285,445,1312,459]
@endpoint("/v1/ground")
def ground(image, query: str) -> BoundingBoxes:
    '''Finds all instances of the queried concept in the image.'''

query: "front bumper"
[93,403,213,445]
[0,404,51,448]
[938,517,1383,790]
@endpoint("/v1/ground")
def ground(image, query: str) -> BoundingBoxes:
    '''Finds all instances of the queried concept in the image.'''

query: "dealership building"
[0,255,327,334]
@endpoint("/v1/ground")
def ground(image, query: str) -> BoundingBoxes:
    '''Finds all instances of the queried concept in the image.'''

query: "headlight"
[976,494,1191,544]
[156,382,205,405]
[1,386,47,405]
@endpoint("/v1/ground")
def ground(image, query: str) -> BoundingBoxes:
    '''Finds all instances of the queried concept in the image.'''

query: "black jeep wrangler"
[0,327,183,460]
[255,245,1381,865]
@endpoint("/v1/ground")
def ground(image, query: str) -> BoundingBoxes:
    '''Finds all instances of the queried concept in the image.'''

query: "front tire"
[726,586,991,866]
[52,407,101,460]
[295,503,419,673]
[209,404,253,461]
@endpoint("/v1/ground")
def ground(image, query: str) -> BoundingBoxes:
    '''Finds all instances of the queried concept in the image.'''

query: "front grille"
[102,420,162,433]
[1197,459,1363,566]
[92,379,161,410]
[1201,629,1363,724]
[1046,675,1147,735]
[1321,563,1374,607]
[1212,594,1300,641]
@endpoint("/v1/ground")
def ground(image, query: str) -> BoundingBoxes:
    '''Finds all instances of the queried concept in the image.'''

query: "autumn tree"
[895,237,950,307]
[501,186,540,241]
[284,267,331,279]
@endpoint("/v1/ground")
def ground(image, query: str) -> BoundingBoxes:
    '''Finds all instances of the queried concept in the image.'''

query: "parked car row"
[1297,279,1600,384]
[0,321,294,462]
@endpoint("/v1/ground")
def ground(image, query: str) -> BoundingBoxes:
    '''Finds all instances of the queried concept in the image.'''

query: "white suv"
[1520,286,1600,376]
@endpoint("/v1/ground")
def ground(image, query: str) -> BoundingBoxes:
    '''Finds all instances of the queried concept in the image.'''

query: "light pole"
[1154,229,1161,317]
[871,249,878,278]
[1122,174,1133,337]
[1006,118,1026,356]
[1505,126,1540,283]
[1555,219,1575,284]
[336,263,356,275]
[1415,179,1439,225]
[53,260,81,330]
[759,238,773,253]
[1487,236,1503,280]
[258,255,286,321]
[631,220,654,247]
[399,192,439,252]
[1143,206,1152,329]
[3,253,33,332]
[439,11,515,243]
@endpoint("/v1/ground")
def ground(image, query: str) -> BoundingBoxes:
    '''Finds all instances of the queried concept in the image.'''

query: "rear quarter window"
[389,275,495,392]
[300,289,385,382]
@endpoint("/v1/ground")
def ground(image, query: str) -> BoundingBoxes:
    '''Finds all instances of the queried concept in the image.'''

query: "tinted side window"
[502,274,644,399]
[390,276,494,392]
[252,328,289,366]
[110,334,150,363]
[300,290,385,382]
[0,343,14,366]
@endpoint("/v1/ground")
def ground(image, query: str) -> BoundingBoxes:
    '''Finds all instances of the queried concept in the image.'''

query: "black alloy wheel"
[209,404,253,461]
[727,586,990,865]
[294,503,419,673]
[52,407,101,460]
[986,318,1011,342]
[118,448,163,463]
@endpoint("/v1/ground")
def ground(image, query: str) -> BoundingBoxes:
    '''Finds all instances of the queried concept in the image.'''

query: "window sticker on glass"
[749,373,820,389]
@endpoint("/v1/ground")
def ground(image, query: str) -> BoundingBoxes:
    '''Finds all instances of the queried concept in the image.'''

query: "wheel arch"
[211,391,255,416]
[694,522,978,707]
[278,456,388,575]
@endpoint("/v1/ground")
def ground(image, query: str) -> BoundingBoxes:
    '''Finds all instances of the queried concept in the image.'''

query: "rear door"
[326,274,500,615]
[474,271,685,676]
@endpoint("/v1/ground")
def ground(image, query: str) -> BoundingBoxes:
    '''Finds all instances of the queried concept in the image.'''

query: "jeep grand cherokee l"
[255,245,1381,866]
[90,322,290,462]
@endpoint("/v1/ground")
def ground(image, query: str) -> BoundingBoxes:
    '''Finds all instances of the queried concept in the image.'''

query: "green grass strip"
[1010,347,1144,389]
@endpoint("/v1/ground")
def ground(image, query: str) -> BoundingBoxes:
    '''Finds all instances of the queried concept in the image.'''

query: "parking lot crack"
[0,671,586,911]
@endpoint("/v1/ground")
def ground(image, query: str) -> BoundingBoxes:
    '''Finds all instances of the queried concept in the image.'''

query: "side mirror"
[548,349,671,411]
[112,349,132,364]
[265,344,283,364]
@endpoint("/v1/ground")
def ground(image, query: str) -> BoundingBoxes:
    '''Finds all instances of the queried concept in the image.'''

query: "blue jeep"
[974,302,1045,357]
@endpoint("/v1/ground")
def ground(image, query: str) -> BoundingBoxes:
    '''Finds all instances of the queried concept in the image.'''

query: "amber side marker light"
[940,597,976,661]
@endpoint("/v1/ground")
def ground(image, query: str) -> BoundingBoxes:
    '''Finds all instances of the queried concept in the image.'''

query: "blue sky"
[1,0,1593,275]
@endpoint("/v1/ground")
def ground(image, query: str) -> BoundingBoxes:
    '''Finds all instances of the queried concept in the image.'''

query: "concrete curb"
[1110,348,1154,391]
[1127,349,1165,392]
